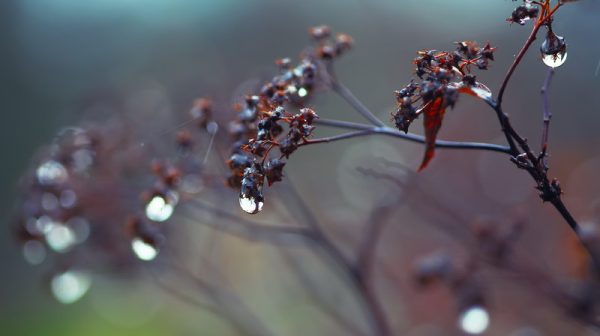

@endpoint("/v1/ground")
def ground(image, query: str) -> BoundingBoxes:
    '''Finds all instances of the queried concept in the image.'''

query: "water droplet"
[239,195,264,214]
[540,31,567,68]
[34,215,54,234]
[45,222,76,253]
[41,192,59,211]
[67,217,91,243]
[59,189,78,209]
[459,306,490,335]
[131,238,159,261]
[541,51,567,68]
[51,270,92,304]
[206,121,219,135]
[36,160,68,186]
[298,87,308,98]
[287,85,298,94]
[23,240,46,265]
[145,191,178,222]
[71,149,95,173]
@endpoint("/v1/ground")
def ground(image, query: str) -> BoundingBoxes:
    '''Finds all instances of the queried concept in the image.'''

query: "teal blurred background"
[1,0,600,335]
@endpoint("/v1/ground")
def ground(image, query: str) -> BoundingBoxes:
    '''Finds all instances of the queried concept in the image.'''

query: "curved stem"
[540,67,555,161]
[497,23,544,107]
[497,1,561,107]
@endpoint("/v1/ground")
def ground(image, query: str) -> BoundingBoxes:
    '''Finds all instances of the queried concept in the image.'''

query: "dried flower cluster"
[507,1,540,25]
[10,1,598,335]
[225,26,352,214]
[393,41,496,170]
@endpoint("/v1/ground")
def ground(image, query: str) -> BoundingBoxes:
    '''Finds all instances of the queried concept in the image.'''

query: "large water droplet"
[51,270,92,304]
[23,240,47,265]
[45,222,76,253]
[459,306,490,334]
[239,195,264,214]
[540,31,567,68]
[145,191,178,222]
[541,51,567,68]
[36,160,68,186]
[131,238,159,261]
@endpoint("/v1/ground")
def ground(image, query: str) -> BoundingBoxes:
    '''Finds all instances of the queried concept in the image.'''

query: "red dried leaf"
[419,97,446,171]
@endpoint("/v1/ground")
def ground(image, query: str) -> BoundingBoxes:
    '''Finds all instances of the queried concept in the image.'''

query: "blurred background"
[1,0,600,335]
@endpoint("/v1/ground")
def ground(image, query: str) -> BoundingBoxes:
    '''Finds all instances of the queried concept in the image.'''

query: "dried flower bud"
[309,25,331,40]
[264,159,286,186]
[335,33,354,55]
[508,4,539,25]
[190,98,213,128]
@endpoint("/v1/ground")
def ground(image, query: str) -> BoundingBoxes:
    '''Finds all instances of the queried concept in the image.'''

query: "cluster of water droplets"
[21,158,92,265]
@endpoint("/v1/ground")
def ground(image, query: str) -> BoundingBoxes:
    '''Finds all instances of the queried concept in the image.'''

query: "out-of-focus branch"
[540,67,555,165]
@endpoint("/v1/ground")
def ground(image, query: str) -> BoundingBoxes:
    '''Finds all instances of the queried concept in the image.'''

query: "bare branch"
[540,67,555,164]
[314,118,512,154]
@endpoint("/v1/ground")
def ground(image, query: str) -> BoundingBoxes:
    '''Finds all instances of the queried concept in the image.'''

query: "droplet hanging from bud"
[36,160,68,186]
[540,30,567,68]
[239,194,264,214]
[238,166,265,214]
[145,191,178,222]
[131,238,159,261]
[51,270,92,304]
[458,305,490,335]
[45,221,77,253]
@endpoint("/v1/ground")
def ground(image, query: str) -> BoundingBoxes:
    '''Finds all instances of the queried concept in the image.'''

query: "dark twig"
[186,199,315,245]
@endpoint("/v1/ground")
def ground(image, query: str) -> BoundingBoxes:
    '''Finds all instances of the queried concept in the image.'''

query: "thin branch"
[356,197,398,281]
[497,21,544,107]
[185,199,315,245]
[160,257,277,336]
[314,118,512,154]
[328,74,387,128]
[540,67,555,164]
[279,179,392,336]
[301,130,373,146]
[281,250,367,336]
